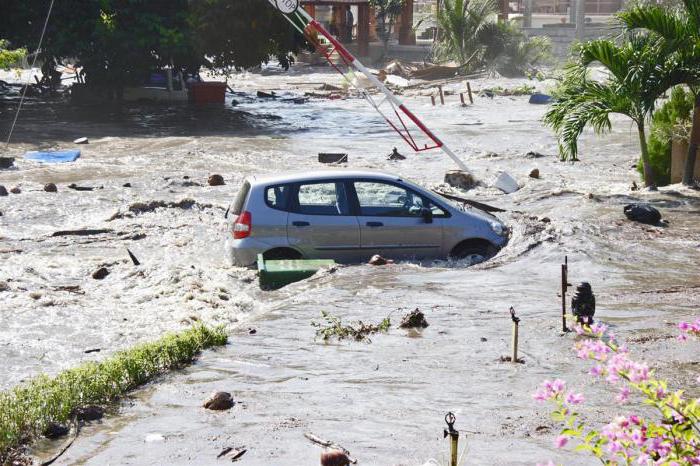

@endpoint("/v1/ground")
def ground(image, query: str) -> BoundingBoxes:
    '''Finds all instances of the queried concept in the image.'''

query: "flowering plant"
[534,319,700,465]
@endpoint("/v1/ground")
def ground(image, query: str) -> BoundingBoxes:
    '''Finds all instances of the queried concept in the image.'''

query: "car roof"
[248,169,403,186]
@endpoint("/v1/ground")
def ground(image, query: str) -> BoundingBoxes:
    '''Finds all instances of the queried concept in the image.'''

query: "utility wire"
[5,0,56,147]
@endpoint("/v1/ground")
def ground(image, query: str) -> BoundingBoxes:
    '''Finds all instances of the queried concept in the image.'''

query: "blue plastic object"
[529,93,553,105]
[24,150,81,163]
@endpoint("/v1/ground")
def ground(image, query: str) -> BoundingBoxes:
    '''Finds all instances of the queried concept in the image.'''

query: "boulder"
[624,203,661,225]
[444,170,477,190]
[0,185,7,196]
[44,183,58,193]
[92,267,110,280]
[203,391,234,411]
[321,450,350,466]
[208,174,225,186]
[529,168,540,179]
[9,187,21,194]
[493,171,519,194]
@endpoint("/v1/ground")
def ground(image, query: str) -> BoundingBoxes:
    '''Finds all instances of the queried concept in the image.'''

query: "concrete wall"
[523,24,618,58]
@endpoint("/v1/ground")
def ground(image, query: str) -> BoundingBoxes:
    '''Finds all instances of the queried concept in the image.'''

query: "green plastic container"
[257,254,336,290]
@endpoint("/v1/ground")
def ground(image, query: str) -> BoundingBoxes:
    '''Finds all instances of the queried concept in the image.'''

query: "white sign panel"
[275,0,299,14]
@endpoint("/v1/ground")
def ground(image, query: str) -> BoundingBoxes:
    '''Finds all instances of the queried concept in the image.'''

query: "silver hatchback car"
[225,170,508,266]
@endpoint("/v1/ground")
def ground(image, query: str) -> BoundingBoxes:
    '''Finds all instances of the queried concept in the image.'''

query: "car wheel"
[450,241,497,264]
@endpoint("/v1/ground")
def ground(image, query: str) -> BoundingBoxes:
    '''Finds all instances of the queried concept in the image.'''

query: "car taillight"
[232,211,252,239]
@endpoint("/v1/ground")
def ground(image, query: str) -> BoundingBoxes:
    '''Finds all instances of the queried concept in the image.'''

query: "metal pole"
[444,413,459,466]
[438,85,445,105]
[561,256,568,332]
[466,82,474,104]
[575,0,586,41]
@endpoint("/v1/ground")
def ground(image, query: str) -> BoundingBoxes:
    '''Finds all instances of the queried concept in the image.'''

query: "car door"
[287,180,361,261]
[351,180,444,260]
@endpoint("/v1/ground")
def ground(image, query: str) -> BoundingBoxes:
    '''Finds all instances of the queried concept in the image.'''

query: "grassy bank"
[0,324,227,461]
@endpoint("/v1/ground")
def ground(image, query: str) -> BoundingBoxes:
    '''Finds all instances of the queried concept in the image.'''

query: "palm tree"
[544,35,686,187]
[434,0,498,71]
[618,0,700,186]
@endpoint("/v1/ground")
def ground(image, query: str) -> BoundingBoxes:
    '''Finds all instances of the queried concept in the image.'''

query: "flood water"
[1,65,699,465]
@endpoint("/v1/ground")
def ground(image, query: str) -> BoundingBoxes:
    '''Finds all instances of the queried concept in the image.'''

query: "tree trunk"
[638,121,656,188]
[682,93,700,186]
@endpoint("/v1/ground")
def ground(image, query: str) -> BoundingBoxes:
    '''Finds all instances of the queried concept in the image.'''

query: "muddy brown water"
[1,65,699,465]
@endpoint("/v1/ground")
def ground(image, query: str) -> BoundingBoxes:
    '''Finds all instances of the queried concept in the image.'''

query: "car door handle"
[292,221,310,227]
[366,221,383,227]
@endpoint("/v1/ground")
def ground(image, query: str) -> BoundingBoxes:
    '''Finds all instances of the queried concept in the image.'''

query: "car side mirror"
[421,207,433,224]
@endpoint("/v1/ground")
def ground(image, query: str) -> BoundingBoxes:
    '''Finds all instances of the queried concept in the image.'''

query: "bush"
[483,22,552,77]
[0,39,26,70]
[638,87,694,186]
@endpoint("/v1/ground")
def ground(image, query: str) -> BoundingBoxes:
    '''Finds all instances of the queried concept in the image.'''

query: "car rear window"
[232,180,251,215]
[265,184,291,211]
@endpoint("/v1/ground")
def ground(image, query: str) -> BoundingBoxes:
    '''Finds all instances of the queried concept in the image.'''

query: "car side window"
[294,182,351,216]
[265,184,291,211]
[354,181,426,217]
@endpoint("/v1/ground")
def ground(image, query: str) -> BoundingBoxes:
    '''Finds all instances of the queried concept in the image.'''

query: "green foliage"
[434,1,551,76]
[0,324,227,461]
[543,34,685,185]
[481,84,536,96]
[638,87,695,186]
[312,311,391,343]
[0,40,26,70]
[0,0,303,88]
[369,0,406,53]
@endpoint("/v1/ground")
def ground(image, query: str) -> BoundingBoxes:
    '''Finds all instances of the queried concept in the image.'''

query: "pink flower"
[590,365,604,377]
[616,386,631,404]
[536,462,556,466]
[555,435,568,449]
[565,391,585,405]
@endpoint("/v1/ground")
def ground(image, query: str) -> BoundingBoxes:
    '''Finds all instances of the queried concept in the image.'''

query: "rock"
[257,90,276,98]
[540,217,551,223]
[0,185,7,196]
[388,147,406,161]
[321,450,350,466]
[369,254,394,266]
[248,328,257,335]
[444,170,477,190]
[44,183,57,193]
[73,405,104,422]
[203,391,234,411]
[43,422,70,439]
[0,157,14,169]
[529,168,540,179]
[9,187,21,194]
[123,182,132,188]
[208,174,225,186]
[399,309,429,329]
[624,203,661,225]
[92,267,110,280]
[480,337,488,342]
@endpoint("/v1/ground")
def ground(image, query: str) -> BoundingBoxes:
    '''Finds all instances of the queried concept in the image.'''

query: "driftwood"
[51,229,113,237]
[431,190,506,213]
[304,432,357,464]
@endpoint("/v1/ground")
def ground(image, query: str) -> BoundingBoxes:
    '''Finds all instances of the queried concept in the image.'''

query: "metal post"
[460,93,465,106]
[561,256,568,332]
[431,95,436,106]
[510,307,520,363]
[444,412,459,466]
[466,82,474,104]
[438,85,445,105]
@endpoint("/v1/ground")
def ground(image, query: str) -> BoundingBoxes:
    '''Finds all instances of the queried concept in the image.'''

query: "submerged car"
[225,170,508,266]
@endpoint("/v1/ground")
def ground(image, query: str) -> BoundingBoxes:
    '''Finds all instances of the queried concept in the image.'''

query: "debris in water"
[217,446,247,461]
[208,174,225,186]
[203,391,234,411]
[122,183,132,188]
[305,432,357,464]
[0,185,8,196]
[84,348,101,354]
[525,151,546,158]
[528,93,553,105]
[68,183,98,191]
[52,229,112,237]
[73,137,89,144]
[257,90,276,98]
[10,186,21,194]
[369,254,393,265]
[571,282,595,325]
[126,248,140,266]
[0,157,14,169]
[312,311,391,343]
[321,450,351,466]
[248,328,257,335]
[43,183,58,193]
[91,267,110,280]
[108,199,208,220]
[399,309,429,329]
[444,170,477,190]
[318,153,348,164]
[631,181,639,191]
[624,203,661,225]
[529,168,540,179]
[493,172,519,194]
[388,147,406,161]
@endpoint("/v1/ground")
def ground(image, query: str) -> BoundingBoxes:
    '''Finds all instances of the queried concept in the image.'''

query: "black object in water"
[624,203,661,225]
[571,282,595,325]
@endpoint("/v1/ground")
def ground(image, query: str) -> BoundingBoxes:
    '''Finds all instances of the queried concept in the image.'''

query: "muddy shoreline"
[1,65,699,465]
